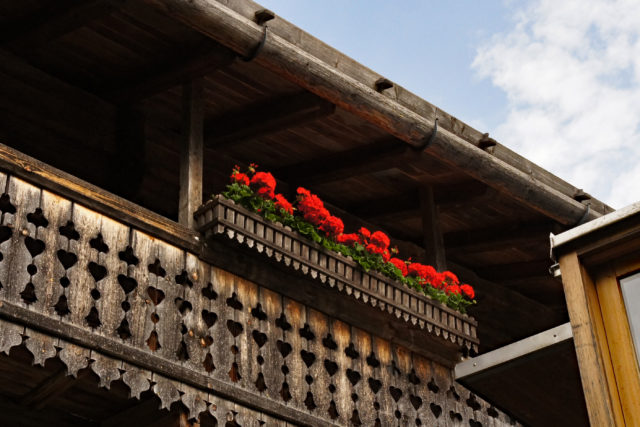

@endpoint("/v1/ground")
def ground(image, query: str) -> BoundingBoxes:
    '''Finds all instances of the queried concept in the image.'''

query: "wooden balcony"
[0,144,517,425]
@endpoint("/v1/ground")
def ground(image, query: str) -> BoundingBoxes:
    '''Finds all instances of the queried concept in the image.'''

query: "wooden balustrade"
[0,159,517,425]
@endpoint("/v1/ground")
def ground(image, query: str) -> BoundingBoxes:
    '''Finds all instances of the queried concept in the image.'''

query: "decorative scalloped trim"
[197,198,479,353]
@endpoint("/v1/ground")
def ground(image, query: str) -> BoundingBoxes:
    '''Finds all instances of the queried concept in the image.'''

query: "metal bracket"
[412,118,438,151]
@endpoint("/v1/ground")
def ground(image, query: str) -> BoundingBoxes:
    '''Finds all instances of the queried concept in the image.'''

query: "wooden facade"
[553,204,640,426]
[0,0,611,424]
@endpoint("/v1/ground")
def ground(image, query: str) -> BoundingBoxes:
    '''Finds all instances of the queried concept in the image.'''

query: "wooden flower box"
[195,196,479,355]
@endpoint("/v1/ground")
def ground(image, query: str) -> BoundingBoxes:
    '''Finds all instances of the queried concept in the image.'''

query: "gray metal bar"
[455,322,573,380]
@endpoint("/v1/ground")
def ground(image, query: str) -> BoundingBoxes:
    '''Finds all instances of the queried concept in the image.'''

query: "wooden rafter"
[101,398,164,427]
[20,368,85,410]
[444,222,559,253]
[2,0,124,51]
[275,138,408,186]
[104,41,237,102]
[344,181,489,219]
[473,260,555,281]
[205,91,335,147]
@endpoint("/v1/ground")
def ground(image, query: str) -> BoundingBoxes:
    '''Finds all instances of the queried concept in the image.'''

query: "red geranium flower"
[390,258,408,276]
[445,284,461,295]
[370,231,390,250]
[274,194,294,215]
[230,171,249,186]
[250,171,276,199]
[442,271,459,285]
[337,233,360,247]
[358,227,371,241]
[319,216,344,237]
[297,187,311,198]
[365,243,384,256]
[460,284,475,300]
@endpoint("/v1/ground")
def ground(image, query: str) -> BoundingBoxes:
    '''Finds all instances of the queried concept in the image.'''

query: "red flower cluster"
[227,165,476,305]
[336,233,359,246]
[460,284,475,299]
[297,187,343,237]
[389,258,408,276]
[250,171,276,199]
[274,194,294,215]
[230,165,250,186]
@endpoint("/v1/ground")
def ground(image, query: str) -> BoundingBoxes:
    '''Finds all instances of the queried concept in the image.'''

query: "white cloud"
[473,0,640,209]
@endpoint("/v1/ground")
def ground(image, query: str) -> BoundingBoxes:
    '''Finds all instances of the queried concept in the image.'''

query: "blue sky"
[258,0,510,130]
[258,0,640,209]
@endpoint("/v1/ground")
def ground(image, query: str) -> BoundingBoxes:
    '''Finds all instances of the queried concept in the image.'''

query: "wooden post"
[179,79,204,228]
[558,252,623,426]
[419,186,446,271]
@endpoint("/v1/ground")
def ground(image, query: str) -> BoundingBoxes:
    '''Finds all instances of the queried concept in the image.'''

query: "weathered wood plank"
[32,190,71,318]
[282,296,306,412]
[558,252,622,426]
[209,267,234,386]
[183,254,209,374]
[179,78,204,229]
[306,308,330,420]
[234,276,258,393]
[331,319,351,425]
[259,286,284,405]
[5,177,42,306]
[412,354,434,425]
[351,326,376,426]
[129,230,156,351]
[95,213,130,340]
[155,239,185,362]
[67,204,101,330]
[372,336,395,426]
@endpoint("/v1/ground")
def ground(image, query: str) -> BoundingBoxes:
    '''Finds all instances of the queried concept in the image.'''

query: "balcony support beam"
[179,79,204,229]
[420,186,446,271]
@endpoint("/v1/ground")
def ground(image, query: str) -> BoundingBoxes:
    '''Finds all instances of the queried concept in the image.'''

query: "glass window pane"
[620,272,640,368]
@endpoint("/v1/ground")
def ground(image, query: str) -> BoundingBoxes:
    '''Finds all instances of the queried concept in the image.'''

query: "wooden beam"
[420,186,446,271]
[2,0,124,51]
[179,79,204,228]
[20,368,83,410]
[345,181,489,219]
[275,138,408,186]
[205,91,334,147]
[444,222,558,253]
[558,252,623,426]
[142,0,603,225]
[104,41,236,102]
[473,260,555,281]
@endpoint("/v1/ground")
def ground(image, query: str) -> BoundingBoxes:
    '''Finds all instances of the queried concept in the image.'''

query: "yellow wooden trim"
[559,252,622,425]
[594,253,640,426]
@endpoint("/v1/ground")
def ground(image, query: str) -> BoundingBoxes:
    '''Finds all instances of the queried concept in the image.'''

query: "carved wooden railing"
[195,196,479,353]
[0,146,517,426]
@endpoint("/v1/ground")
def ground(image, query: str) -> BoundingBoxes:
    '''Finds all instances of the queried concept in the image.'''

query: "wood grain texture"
[597,256,640,426]
[179,79,204,229]
[558,252,622,426]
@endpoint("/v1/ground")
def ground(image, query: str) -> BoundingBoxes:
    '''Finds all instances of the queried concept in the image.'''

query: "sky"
[257,0,640,209]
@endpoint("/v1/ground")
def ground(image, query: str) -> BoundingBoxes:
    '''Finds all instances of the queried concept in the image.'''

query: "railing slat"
[4,177,41,305]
